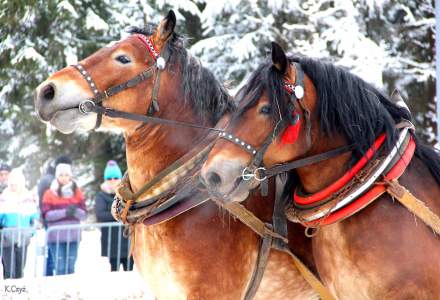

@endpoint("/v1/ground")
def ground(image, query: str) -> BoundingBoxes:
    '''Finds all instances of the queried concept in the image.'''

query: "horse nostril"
[207,172,222,188]
[40,83,56,101]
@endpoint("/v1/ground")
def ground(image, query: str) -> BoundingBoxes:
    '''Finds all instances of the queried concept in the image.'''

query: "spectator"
[95,160,133,271]
[37,155,72,276]
[0,169,38,279]
[41,163,86,275]
[0,163,11,194]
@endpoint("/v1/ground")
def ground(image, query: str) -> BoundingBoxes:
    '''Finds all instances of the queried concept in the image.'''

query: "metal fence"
[0,222,132,278]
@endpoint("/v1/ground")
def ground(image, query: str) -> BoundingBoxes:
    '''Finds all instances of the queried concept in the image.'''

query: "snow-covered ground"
[1,228,155,300]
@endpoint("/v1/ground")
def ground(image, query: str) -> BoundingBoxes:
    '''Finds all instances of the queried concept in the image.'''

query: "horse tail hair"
[414,136,440,185]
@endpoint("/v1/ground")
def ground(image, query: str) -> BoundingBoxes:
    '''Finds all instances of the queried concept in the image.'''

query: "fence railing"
[0,227,37,279]
[0,222,132,279]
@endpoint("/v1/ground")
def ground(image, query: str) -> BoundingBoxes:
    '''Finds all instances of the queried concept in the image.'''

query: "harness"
[218,63,440,239]
[72,35,335,299]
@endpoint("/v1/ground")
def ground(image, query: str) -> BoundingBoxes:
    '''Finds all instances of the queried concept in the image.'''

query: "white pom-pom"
[156,57,166,70]
[294,85,304,99]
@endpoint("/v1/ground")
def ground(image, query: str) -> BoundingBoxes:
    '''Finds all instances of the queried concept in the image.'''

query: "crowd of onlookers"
[0,156,133,279]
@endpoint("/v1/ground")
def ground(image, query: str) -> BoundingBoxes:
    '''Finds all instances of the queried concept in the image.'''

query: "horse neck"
[296,133,352,194]
[124,97,208,192]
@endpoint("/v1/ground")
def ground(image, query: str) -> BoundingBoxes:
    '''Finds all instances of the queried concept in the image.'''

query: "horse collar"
[288,124,416,226]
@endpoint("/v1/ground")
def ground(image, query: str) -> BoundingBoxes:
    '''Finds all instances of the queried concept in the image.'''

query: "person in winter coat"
[37,155,72,276]
[0,169,38,279]
[41,163,86,275]
[0,163,11,194]
[95,160,133,271]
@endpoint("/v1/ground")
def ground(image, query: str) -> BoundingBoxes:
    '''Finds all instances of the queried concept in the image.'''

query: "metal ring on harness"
[79,100,95,114]
[242,167,255,181]
[253,167,267,182]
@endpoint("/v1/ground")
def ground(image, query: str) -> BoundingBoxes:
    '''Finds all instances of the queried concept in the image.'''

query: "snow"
[86,10,109,31]
[63,46,78,65]
[57,0,79,18]
[0,229,154,300]
[11,47,46,66]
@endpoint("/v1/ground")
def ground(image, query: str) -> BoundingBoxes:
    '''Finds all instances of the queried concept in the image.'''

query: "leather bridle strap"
[88,104,225,132]
[261,144,355,179]
[73,64,156,128]
[72,35,171,129]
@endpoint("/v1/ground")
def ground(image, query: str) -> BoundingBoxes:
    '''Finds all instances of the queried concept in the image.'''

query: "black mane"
[236,55,412,160]
[128,26,234,124]
[236,55,440,184]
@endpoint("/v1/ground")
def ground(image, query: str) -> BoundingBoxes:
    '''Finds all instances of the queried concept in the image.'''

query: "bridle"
[218,63,353,196]
[72,34,226,134]
[72,34,168,129]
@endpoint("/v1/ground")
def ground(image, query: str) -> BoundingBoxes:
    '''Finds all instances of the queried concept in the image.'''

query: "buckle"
[241,166,267,182]
[78,100,95,114]
[253,167,267,182]
[241,167,254,181]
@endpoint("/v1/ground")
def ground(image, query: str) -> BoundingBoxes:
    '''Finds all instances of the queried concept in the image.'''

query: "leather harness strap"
[386,179,440,235]
[214,189,335,300]
[243,235,272,300]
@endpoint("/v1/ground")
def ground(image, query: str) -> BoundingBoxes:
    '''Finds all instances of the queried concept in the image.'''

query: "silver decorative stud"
[228,135,232,139]
[241,142,245,146]
[90,83,95,87]
[294,86,304,99]
[94,89,98,94]
[156,57,166,70]
[252,150,257,154]
[247,145,251,149]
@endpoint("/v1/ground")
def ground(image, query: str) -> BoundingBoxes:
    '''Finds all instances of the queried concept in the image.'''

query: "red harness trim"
[135,34,160,61]
[284,83,295,94]
[294,133,387,205]
[302,135,416,226]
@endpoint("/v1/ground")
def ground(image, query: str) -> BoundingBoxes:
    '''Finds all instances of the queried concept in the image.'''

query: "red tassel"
[281,113,301,145]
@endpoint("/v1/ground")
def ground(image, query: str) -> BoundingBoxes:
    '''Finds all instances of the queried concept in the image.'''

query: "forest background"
[0,0,435,200]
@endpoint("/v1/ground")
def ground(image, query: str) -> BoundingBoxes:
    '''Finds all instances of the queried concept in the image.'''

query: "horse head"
[202,42,323,202]
[34,11,177,134]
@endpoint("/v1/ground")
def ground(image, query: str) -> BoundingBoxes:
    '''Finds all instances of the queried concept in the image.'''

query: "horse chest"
[313,224,381,300]
[133,224,192,300]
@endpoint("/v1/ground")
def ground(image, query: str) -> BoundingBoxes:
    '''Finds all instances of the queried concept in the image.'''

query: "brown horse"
[34,12,318,300]
[201,42,440,299]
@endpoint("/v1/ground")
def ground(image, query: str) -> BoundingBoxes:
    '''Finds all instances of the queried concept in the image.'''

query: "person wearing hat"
[95,160,133,271]
[0,163,11,194]
[41,163,86,275]
[37,155,72,276]
[0,169,38,278]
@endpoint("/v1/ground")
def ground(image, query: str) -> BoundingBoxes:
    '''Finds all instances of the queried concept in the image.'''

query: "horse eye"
[116,55,131,64]
[260,105,271,115]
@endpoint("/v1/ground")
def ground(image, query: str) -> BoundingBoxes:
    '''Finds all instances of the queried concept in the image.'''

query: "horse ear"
[158,10,176,41]
[271,42,288,74]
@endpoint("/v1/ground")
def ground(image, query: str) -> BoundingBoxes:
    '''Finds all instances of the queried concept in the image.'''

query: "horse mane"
[128,26,234,124]
[235,55,440,184]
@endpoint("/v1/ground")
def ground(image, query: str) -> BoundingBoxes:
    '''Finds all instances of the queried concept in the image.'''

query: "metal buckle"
[241,166,267,182]
[253,167,267,182]
[241,167,254,181]
[78,100,95,114]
